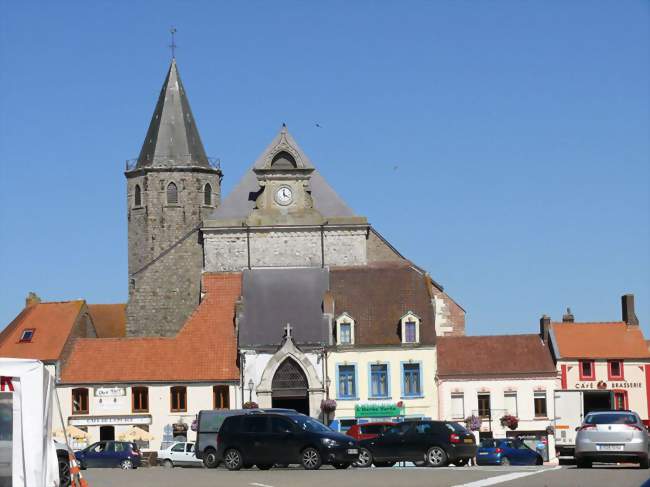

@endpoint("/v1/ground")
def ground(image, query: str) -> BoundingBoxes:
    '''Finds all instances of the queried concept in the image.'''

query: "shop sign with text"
[355,402,405,418]
[574,381,643,390]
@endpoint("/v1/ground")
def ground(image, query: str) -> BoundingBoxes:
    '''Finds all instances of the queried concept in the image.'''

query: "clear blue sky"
[1,1,648,336]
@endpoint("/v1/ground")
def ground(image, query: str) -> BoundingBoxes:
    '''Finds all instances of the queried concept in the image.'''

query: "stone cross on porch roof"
[283,323,293,339]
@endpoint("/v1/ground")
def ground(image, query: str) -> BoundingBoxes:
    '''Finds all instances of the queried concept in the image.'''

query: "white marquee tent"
[0,358,59,487]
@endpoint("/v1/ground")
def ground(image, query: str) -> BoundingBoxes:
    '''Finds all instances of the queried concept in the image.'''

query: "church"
[0,58,466,447]
[123,58,466,421]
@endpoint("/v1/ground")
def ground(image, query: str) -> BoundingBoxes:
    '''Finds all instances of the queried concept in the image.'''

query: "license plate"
[598,444,624,451]
[347,449,358,455]
[464,439,474,443]
[478,452,488,455]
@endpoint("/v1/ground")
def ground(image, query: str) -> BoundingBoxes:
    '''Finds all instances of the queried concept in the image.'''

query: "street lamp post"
[324,377,332,425]
[248,379,254,403]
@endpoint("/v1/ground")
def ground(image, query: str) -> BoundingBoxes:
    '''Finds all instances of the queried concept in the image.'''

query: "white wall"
[56,383,240,451]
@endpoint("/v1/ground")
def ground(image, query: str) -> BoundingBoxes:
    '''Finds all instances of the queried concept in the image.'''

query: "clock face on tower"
[274,186,293,206]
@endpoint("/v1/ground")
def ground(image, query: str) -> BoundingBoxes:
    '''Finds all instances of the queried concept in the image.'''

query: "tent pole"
[54,388,72,452]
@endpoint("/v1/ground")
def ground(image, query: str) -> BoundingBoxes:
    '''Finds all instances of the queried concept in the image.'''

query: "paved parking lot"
[83,464,650,487]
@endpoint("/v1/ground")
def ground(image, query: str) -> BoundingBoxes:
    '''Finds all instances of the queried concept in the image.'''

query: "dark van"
[216,411,359,470]
[356,420,477,467]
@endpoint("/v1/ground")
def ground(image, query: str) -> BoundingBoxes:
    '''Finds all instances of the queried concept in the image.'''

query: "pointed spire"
[135,59,210,169]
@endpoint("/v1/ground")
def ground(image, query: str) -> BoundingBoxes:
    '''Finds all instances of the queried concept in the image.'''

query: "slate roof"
[0,301,86,362]
[135,59,210,169]
[328,262,436,346]
[550,322,650,360]
[238,268,330,348]
[437,334,557,377]
[60,273,241,384]
[88,304,126,338]
[206,126,355,222]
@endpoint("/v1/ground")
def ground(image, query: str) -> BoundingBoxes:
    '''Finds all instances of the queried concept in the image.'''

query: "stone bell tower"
[125,58,222,336]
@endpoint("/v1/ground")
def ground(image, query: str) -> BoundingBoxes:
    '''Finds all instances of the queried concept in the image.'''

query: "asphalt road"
[83,464,650,487]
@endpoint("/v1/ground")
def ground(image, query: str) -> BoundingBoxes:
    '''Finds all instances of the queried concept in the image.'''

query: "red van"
[346,422,396,441]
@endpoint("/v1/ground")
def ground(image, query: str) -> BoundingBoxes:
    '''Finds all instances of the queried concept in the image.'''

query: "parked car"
[575,410,649,469]
[357,420,476,468]
[213,411,359,471]
[195,408,296,467]
[76,441,142,469]
[54,440,71,487]
[158,441,203,468]
[346,422,396,441]
[476,438,543,466]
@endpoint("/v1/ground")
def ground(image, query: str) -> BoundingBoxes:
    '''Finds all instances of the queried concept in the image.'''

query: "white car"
[158,442,203,468]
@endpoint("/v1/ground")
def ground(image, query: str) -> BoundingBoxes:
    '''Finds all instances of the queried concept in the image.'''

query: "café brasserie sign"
[574,380,642,390]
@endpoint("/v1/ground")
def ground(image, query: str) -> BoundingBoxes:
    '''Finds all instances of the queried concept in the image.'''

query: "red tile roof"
[437,334,557,377]
[88,304,126,338]
[0,301,86,361]
[551,322,650,359]
[60,273,241,384]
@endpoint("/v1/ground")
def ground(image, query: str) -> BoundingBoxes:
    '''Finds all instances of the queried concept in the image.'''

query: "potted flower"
[320,399,337,414]
[500,414,519,430]
[465,415,482,432]
[243,401,259,409]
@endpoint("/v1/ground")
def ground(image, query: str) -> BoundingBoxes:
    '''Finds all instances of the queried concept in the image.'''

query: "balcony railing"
[125,156,221,171]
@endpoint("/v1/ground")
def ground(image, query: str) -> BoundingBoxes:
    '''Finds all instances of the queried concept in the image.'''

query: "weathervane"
[169,27,177,59]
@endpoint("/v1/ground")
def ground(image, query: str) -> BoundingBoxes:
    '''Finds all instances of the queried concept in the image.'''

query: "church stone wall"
[203,227,367,272]
[126,169,220,336]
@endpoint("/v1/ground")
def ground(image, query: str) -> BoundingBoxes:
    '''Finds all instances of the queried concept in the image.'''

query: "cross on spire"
[284,323,293,339]
[169,27,177,59]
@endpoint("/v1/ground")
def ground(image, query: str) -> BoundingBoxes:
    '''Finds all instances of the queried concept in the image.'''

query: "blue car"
[476,438,543,466]
[76,441,142,469]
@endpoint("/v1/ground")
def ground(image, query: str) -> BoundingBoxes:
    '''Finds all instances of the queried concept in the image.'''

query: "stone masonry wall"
[126,169,220,336]
[203,227,367,272]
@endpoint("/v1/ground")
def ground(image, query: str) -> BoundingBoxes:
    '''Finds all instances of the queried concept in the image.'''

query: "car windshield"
[584,413,637,425]
[290,416,331,433]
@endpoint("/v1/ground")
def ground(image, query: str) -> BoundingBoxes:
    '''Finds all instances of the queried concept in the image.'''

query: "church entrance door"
[271,358,309,415]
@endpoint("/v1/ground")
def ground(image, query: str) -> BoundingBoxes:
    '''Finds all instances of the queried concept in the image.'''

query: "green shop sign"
[355,403,404,418]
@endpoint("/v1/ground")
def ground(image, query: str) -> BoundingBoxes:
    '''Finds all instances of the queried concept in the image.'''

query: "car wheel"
[453,458,469,467]
[58,458,71,487]
[256,464,273,470]
[333,462,350,469]
[354,448,373,468]
[373,461,396,468]
[120,459,134,470]
[223,449,243,471]
[535,456,543,466]
[203,449,219,469]
[163,459,174,468]
[274,463,289,468]
[301,447,322,470]
[426,446,448,467]
[501,457,510,466]
[639,456,649,469]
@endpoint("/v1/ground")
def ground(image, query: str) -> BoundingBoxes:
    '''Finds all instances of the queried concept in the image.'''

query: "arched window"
[134,184,141,207]
[204,183,212,206]
[166,182,178,204]
[271,151,297,169]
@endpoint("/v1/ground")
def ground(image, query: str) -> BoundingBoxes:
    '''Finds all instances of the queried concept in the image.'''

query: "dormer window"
[400,311,420,344]
[336,313,355,346]
[166,182,178,204]
[271,151,297,169]
[19,329,35,342]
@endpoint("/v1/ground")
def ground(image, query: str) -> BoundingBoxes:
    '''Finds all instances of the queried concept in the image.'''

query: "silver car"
[575,410,649,469]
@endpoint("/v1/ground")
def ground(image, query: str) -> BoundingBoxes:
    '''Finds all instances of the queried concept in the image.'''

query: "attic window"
[400,312,421,344]
[270,151,297,169]
[19,329,35,342]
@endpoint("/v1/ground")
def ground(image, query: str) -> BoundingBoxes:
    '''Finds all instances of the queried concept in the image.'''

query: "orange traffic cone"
[68,451,90,487]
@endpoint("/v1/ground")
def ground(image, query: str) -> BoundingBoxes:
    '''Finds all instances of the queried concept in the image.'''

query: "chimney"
[540,314,551,343]
[622,294,639,327]
[562,307,575,323]
[25,292,41,308]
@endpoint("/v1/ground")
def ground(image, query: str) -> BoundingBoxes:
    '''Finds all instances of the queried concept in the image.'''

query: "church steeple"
[136,59,209,168]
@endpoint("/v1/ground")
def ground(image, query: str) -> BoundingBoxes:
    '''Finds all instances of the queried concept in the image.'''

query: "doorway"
[271,358,310,415]
[99,425,115,441]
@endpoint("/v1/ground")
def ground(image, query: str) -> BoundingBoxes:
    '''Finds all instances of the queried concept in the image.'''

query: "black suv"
[216,411,359,470]
[356,420,477,467]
